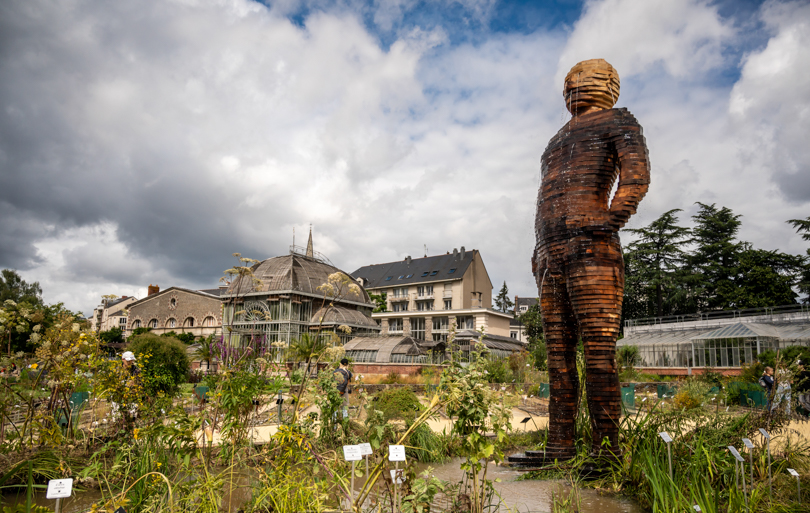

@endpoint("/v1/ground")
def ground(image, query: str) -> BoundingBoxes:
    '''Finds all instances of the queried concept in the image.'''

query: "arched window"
[148,319,158,328]
[184,317,194,327]
[167,318,176,328]
[203,316,215,327]
[132,319,141,329]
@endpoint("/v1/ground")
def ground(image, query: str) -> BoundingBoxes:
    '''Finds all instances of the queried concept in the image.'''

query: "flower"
[133,428,140,440]
[29,363,38,370]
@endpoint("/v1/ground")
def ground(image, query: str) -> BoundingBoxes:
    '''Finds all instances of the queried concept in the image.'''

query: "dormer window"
[448,268,456,274]
[385,276,393,281]
[430,271,438,276]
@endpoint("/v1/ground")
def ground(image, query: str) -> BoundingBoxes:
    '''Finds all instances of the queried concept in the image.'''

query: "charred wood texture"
[532,59,650,462]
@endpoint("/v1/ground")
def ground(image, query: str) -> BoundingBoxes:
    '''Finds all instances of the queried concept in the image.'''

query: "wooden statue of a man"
[533,59,650,461]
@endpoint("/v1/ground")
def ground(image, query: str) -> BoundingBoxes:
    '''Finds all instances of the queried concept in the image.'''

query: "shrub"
[483,357,511,383]
[672,379,710,410]
[161,331,196,345]
[127,333,190,397]
[380,371,401,384]
[373,387,423,422]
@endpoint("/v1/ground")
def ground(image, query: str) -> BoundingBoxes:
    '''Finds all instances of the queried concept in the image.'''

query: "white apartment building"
[351,247,513,341]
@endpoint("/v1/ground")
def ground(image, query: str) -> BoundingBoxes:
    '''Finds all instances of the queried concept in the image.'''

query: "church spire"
[306,226,314,258]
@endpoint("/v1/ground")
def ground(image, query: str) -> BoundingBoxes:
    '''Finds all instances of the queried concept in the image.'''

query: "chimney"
[405,256,411,265]
[148,284,160,296]
[453,248,458,260]
[460,246,466,260]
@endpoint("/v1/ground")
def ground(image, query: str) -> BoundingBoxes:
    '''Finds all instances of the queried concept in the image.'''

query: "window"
[416,301,433,311]
[392,287,408,298]
[520,305,528,312]
[411,318,425,340]
[398,275,404,279]
[444,299,452,310]
[167,318,177,328]
[389,318,404,332]
[417,285,433,297]
[203,316,215,327]
[170,298,177,307]
[393,303,407,312]
[448,268,456,274]
[385,276,393,281]
[510,332,517,339]
[132,319,142,329]
[456,316,474,330]
[421,272,429,277]
[184,317,195,327]
[433,317,448,331]
[406,274,413,279]
[430,270,438,276]
[148,319,158,328]
[119,317,127,326]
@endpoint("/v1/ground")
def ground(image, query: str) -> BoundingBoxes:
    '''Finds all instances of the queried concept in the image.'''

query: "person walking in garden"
[334,358,352,418]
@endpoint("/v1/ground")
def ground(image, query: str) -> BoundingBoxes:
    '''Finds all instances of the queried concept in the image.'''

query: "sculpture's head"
[563,59,620,115]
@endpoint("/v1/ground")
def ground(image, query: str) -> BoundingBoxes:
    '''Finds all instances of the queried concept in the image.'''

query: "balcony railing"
[443,291,452,298]
[416,294,434,300]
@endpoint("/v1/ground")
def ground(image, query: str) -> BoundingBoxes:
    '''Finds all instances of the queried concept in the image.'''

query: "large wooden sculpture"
[529,59,650,463]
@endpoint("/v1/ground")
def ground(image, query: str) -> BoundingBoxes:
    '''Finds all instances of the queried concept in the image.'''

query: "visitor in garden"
[121,351,140,383]
[759,366,774,407]
[772,368,792,412]
[334,358,352,418]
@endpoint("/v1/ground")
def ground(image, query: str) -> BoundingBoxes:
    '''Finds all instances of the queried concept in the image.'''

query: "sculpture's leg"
[568,239,624,459]
[541,272,579,461]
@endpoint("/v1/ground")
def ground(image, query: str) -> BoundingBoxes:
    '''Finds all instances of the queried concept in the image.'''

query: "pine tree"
[788,217,810,303]
[687,203,745,311]
[625,209,691,318]
[494,281,513,312]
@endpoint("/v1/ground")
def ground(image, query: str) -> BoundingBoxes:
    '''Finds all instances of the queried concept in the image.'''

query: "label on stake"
[46,478,73,499]
[358,442,372,456]
[742,438,754,449]
[788,468,799,477]
[389,444,406,461]
[343,445,362,461]
[659,432,673,443]
[390,469,406,484]
[758,428,770,439]
[693,506,702,512]
[728,446,744,462]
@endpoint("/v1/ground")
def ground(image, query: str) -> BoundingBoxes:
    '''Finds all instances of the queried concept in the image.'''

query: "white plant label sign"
[343,445,362,461]
[758,428,770,439]
[389,444,406,461]
[659,432,673,443]
[46,478,73,499]
[742,438,754,449]
[693,506,702,512]
[728,446,744,462]
[788,468,799,477]
[358,442,372,456]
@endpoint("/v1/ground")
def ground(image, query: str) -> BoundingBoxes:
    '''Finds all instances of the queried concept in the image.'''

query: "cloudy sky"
[1,0,809,316]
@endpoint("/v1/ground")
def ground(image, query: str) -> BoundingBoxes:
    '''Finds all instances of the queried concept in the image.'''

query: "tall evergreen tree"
[494,281,513,312]
[733,245,802,307]
[687,203,745,310]
[0,269,42,304]
[788,217,810,303]
[625,209,692,318]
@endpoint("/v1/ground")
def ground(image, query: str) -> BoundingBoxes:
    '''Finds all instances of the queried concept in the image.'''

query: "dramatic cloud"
[1,0,808,314]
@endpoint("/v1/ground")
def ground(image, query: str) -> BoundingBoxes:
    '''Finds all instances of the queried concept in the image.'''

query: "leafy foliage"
[369,291,388,312]
[127,333,190,396]
[98,327,125,345]
[0,269,42,305]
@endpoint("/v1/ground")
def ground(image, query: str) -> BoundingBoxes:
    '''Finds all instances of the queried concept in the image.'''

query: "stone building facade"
[126,286,223,338]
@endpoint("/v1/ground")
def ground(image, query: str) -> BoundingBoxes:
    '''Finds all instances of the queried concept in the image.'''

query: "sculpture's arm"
[608,112,650,231]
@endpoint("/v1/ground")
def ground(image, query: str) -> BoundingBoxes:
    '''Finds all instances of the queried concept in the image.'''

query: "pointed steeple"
[306,226,314,258]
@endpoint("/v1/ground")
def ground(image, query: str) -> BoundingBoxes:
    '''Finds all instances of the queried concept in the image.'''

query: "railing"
[624,303,810,334]
[443,291,453,298]
[417,294,434,300]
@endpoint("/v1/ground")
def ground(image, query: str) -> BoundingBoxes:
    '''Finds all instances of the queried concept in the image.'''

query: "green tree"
[0,269,42,304]
[127,333,190,396]
[517,303,546,370]
[98,327,125,345]
[193,334,217,371]
[494,281,513,312]
[625,209,692,317]
[788,217,810,303]
[732,246,802,307]
[369,291,388,312]
[687,203,745,310]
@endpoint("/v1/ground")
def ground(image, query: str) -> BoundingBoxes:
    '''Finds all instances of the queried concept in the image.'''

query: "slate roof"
[351,249,477,289]
[198,288,226,297]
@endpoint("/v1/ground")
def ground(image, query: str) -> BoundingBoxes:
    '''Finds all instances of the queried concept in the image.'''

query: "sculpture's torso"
[535,108,647,274]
